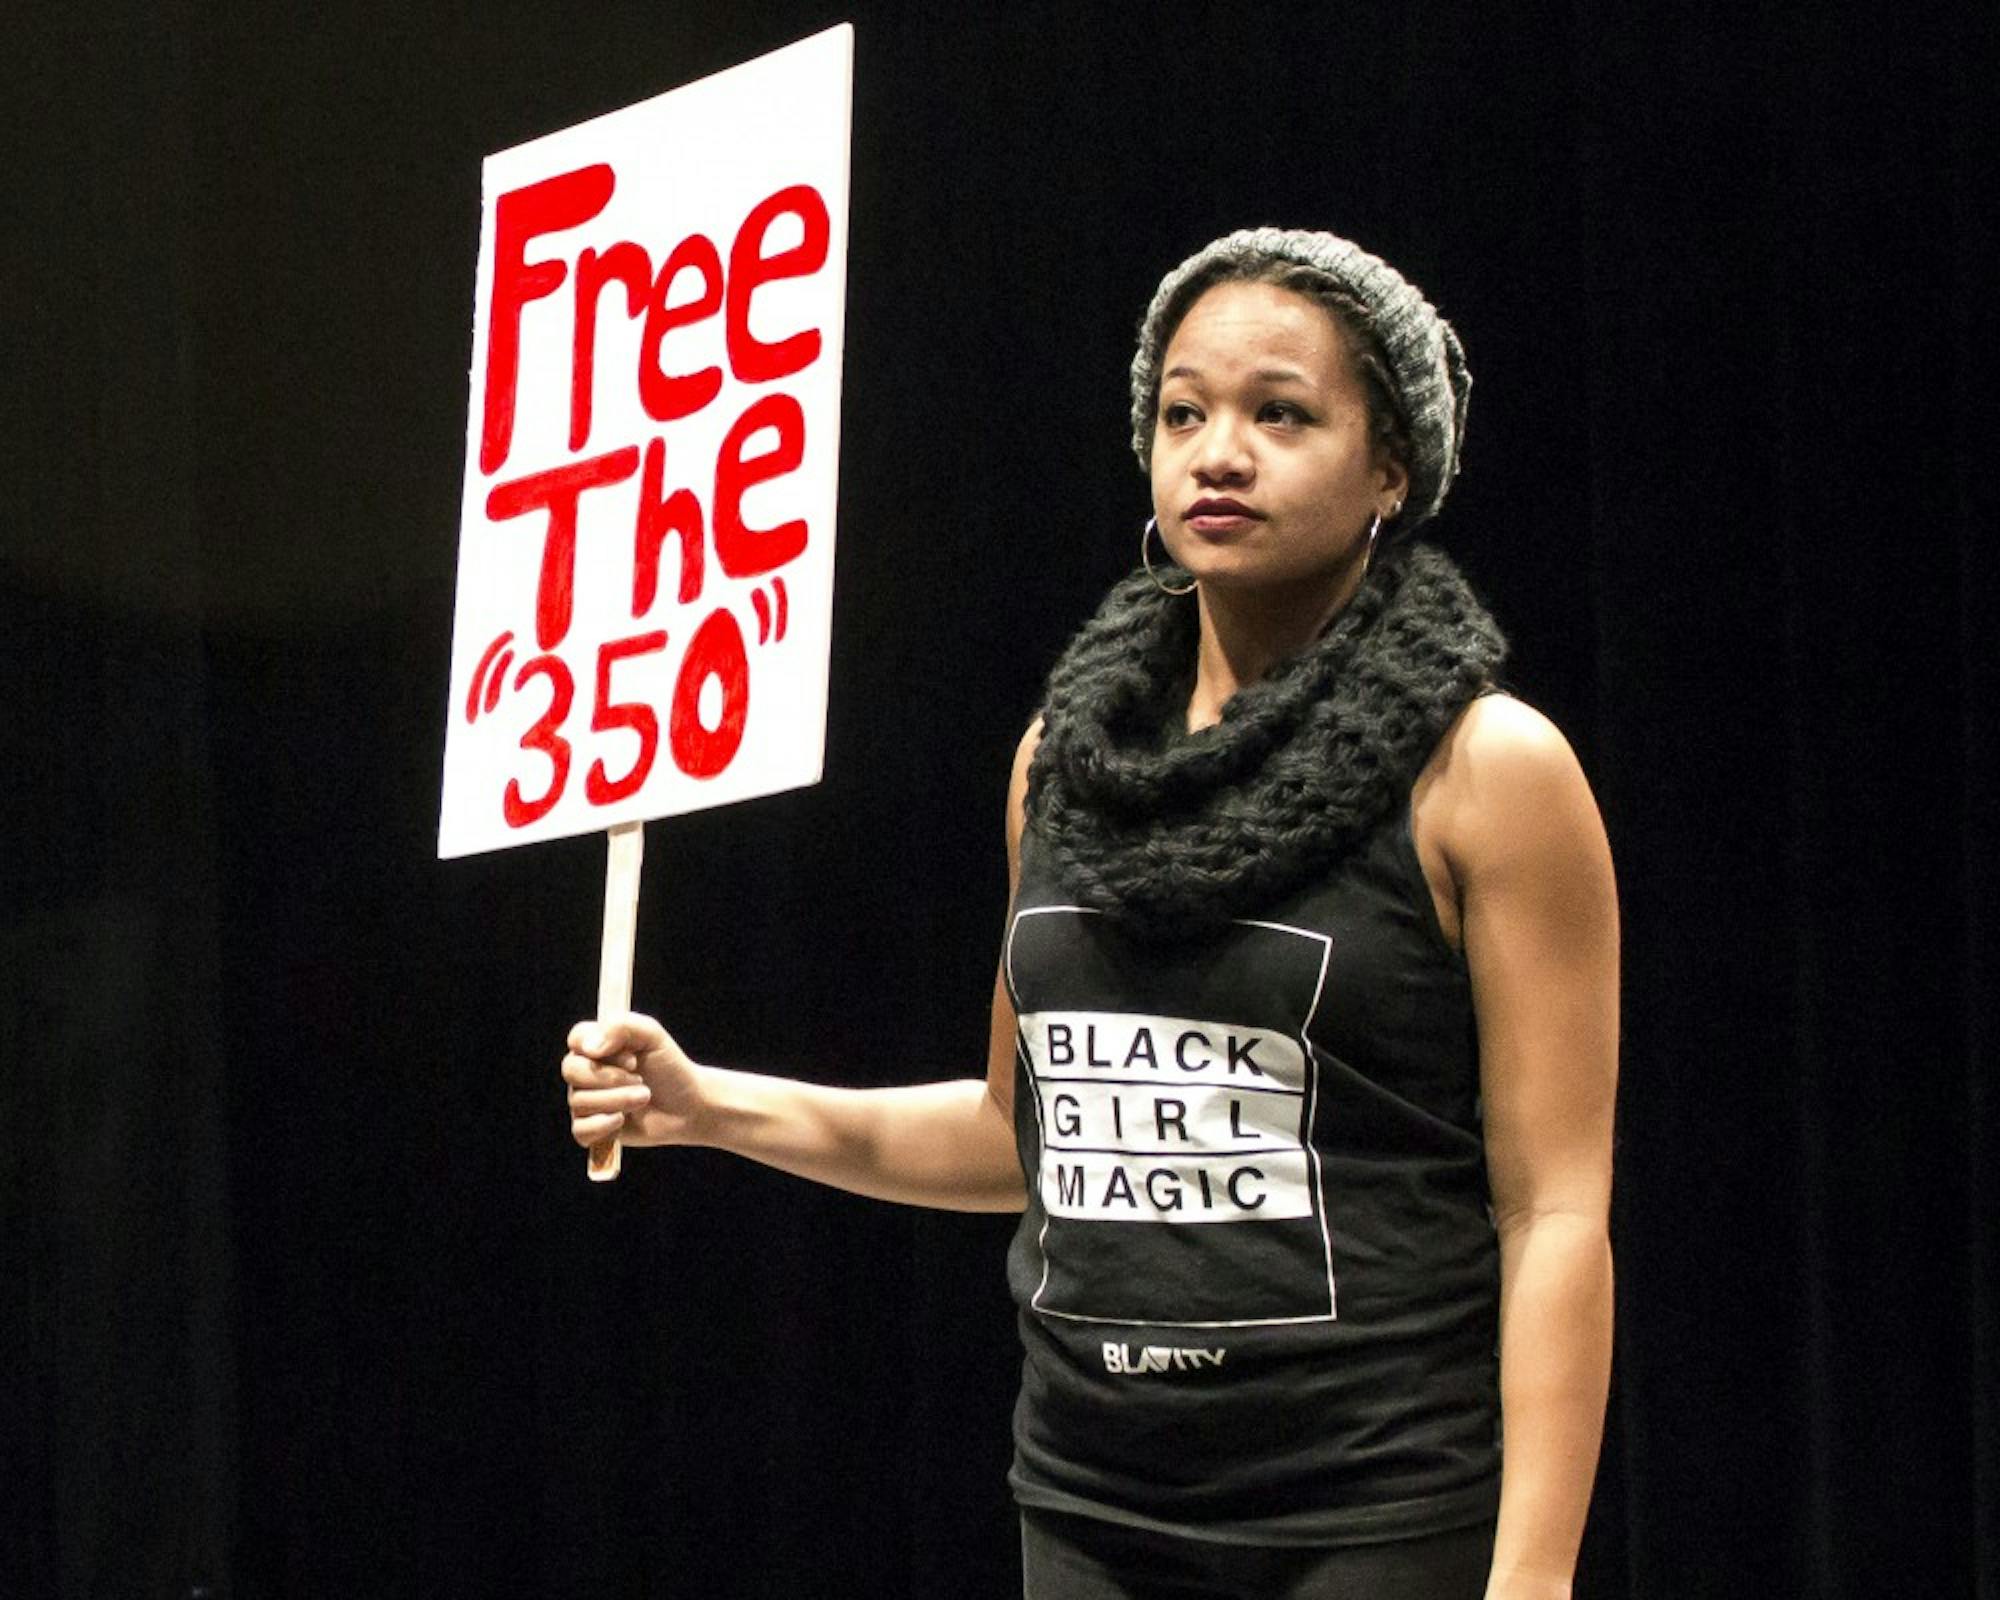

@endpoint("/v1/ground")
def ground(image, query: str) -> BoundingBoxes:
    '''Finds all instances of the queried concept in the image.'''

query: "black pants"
[1020,1506,1495,1600]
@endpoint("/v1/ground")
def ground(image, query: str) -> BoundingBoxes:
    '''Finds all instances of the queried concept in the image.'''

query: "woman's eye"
[1161,400,1200,427]
[1261,401,1308,426]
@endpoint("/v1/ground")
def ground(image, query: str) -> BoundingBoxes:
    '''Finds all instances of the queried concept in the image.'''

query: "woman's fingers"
[572,1080,648,1120]
[567,1012,669,1059]
[569,1110,627,1146]
[563,1045,651,1146]
[568,1079,651,1139]
[561,1051,639,1088]
[567,1082,652,1116]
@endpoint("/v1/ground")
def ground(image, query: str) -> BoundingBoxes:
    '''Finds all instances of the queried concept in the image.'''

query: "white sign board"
[439,25,853,859]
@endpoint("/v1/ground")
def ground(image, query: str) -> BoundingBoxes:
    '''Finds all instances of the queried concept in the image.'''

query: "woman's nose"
[1192,416,1253,484]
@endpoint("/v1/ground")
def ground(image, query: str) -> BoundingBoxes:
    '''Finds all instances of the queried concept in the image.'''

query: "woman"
[562,228,1618,1600]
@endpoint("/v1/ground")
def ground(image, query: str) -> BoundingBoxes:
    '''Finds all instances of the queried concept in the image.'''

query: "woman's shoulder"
[1426,692,1581,794]
[1415,693,1605,884]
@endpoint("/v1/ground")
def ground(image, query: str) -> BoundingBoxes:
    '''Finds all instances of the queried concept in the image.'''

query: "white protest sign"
[439,24,853,860]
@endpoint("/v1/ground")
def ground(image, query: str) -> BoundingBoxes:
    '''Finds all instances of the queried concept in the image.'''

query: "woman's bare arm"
[1428,695,1619,1600]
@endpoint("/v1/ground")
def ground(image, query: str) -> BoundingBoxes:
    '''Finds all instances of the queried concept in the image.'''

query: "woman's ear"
[1376,450,1411,517]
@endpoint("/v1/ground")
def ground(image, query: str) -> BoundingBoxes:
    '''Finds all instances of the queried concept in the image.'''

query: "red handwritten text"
[475,164,829,824]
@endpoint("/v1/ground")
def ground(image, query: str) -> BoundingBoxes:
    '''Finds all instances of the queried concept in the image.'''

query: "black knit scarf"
[1025,542,1508,944]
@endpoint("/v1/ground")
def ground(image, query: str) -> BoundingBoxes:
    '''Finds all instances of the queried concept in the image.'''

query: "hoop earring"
[1142,517,1197,596]
[1359,512,1382,581]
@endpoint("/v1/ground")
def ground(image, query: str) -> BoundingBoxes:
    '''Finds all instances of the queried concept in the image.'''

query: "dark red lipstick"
[1184,498,1264,533]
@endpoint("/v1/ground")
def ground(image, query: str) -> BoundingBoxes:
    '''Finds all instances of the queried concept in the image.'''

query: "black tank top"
[1002,805,1500,1546]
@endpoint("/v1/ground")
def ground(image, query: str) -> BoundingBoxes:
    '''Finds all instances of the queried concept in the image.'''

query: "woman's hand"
[561,1012,708,1150]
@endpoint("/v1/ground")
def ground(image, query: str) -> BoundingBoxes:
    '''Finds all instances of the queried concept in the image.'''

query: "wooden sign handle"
[587,820,645,1182]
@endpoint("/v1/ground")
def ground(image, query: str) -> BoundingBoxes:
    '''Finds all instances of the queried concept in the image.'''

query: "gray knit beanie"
[1130,228,1471,528]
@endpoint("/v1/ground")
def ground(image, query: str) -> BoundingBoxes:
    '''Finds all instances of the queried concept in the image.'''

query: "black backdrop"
[5,3,1995,1597]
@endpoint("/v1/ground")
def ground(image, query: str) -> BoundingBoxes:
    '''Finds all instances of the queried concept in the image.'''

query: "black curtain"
[5,3,1993,1597]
